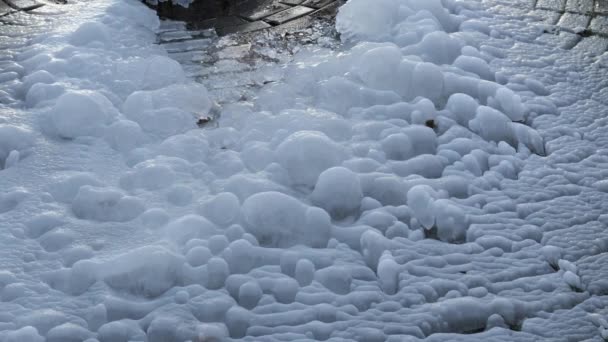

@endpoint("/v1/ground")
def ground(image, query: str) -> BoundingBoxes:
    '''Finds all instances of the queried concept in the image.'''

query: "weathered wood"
[264,5,313,25]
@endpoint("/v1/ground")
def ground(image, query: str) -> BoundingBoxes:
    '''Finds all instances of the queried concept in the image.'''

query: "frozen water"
[275,131,346,188]
[72,186,145,222]
[242,191,330,247]
[311,166,363,218]
[47,91,118,139]
[69,22,111,47]
[1,0,608,340]
[0,125,34,169]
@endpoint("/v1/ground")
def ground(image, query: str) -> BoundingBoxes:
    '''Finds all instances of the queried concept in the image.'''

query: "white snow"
[275,131,346,187]
[72,186,145,222]
[311,166,363,218]
[47,91,118,139]
[1,0,608,340]
[242,191,330,247]
[69,22,111,47]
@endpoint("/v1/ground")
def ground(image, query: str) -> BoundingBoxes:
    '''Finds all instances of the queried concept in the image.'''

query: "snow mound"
[72,186,145,222]
[20,70,55,97]
[198,192,240,226]
[70,22,111,47]
[106,0,160,31]
[311,167,362,218]
[165,214,218,245]
[242,191,330,247]
[276,131,346,187]
[25,83,64,108]
[116,56,186,91]
[103,120,144,152]
[123,83,211,121]
[0,125,35,169]
[47,173,102,203]
[47,91,118,139]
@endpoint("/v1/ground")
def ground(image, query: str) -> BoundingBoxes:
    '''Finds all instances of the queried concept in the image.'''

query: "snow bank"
[1,0,590,340]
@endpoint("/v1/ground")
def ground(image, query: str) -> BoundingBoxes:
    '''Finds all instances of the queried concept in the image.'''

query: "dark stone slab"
[557,12,590,30]
[536,0,566,11]
[268,11,314,33]
[313,0,342,16]
[190,16,248,30]
[530,8,562,24]
[156,0,235,21]
[218,20,271,35]
[152,0,338,34]
[257,0,339,34]
[596,1,608,15]
[280,0,304,5]
[590,15,608,35]
[264,5,314,25]
[241,3,289,21]
[154,0,267,21]
[565,0,594,13]
[302,0,334,9]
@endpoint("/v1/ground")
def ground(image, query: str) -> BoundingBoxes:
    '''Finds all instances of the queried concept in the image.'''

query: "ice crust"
[1,0,608,340]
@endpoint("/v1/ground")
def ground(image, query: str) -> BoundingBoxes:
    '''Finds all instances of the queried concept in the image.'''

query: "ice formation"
[0,0,607,340]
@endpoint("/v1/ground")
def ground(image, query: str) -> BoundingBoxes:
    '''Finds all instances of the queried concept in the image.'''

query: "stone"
[241,3,290,21]
[590,16,608,35]
[264,5,314,25]
[596,1,608,15]
[565,0,594,13]
[218,20,271,35]
[557,13,590,30]
[156,0,235,21]
[191,16,249,30]
[302,0,335,9]
[217,43,251,59]
[280,0,304,5]
[536,0,566,11]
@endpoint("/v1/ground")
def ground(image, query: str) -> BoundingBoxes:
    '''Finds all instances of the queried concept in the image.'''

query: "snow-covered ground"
[1,0,608,340]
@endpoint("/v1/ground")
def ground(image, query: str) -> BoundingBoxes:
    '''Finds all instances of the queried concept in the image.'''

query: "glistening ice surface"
[1,0,608,341]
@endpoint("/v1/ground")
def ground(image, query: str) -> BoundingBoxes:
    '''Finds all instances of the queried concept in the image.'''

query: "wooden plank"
[264,5,314,25]
[241,3,289,21]
[190,16,248,30]
[280,0,304,5]
[302,0,335,9]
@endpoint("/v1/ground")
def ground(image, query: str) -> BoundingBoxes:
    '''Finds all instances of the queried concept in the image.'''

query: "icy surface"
[1,0,608,340]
